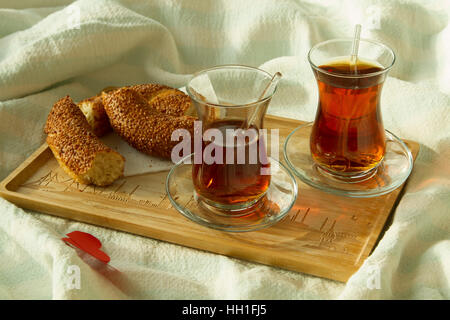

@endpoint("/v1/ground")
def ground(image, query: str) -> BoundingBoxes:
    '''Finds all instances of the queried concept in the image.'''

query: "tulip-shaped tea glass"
[284,39,413,197]
[166,65,298,232]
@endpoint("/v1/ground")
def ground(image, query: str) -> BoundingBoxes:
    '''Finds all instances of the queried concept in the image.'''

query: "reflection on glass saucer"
[284,122,413,198]
[165,154,298,232]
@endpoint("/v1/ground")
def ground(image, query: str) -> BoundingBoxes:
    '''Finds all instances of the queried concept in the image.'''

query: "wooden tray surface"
[0,115,419,282]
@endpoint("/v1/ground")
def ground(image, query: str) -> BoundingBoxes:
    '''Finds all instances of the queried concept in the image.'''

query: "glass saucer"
[165,154,298,232]
[284,122,414,198]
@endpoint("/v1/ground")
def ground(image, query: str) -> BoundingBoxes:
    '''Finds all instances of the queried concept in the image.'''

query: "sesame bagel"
[102,87,195,159]
[77,84,195,137]
[45,96,125,186]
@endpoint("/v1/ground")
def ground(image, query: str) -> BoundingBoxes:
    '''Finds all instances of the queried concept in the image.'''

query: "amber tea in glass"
[192,120,271,206]
[308,39,395,180]
[187,65,277,212]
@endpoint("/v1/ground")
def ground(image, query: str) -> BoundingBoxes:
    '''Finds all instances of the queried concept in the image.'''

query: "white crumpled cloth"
[0,0,449,299]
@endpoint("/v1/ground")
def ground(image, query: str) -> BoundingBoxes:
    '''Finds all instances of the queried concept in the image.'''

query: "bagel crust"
[45,96,125,186]
[102,87,195,159]
[130,84,195,116]
[77,84,195,137]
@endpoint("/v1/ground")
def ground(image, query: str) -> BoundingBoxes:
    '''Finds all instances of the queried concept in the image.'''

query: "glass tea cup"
[308,38,395,181]
[186,65,278,212]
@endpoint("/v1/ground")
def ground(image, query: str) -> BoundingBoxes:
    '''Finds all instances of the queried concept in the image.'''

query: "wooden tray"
[0,115,419,282]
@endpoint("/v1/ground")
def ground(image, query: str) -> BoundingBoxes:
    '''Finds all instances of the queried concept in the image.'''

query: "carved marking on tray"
[89,185,103,195]
[319,217,329,231]
[158,193,173,209]
[319,219,337,245]
[129,185,140,196]
[22,171,63,187]
[114,181,126,193]
[21,169,360,253]
[290,209,300,222]
[21,169,167,209]
[280,207,311,225]
[318,218,358,251]
[300,207,310,224]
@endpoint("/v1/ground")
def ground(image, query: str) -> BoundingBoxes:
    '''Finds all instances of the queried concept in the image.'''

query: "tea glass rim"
[307,37,396,79]
[186,64,278,109]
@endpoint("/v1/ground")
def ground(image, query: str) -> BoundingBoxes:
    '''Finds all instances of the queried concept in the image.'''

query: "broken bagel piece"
[45,96,125,186]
